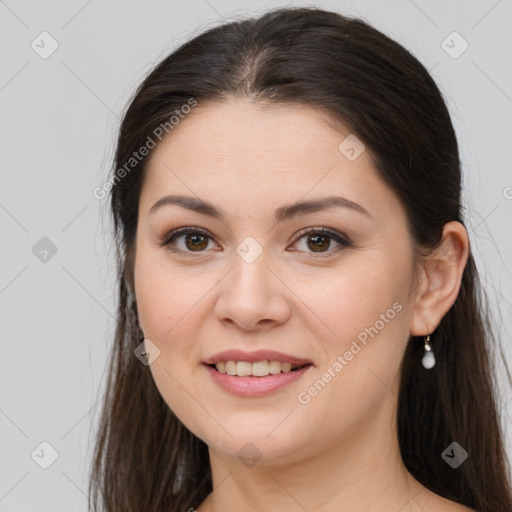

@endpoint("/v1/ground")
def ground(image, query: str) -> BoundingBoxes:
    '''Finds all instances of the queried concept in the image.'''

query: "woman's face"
[134,99,419,464]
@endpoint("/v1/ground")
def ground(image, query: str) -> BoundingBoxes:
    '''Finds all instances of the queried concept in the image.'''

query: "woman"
[89,7,512,512]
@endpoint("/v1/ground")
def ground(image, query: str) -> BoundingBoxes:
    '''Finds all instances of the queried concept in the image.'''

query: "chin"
[199,425,313,466]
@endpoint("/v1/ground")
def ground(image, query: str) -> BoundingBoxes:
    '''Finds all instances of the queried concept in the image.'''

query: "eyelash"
[160,226,351,259]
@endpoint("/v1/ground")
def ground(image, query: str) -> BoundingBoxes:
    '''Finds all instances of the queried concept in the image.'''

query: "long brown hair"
[89,7,512,511]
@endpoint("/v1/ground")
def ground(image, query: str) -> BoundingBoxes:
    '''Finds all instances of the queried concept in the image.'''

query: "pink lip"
[203,363,313,397]
[203,349,312,366]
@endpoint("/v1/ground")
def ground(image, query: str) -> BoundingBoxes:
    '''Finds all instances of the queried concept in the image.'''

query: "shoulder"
[415,486,477,512]
[431,498,478,511]
[443,505,477,512]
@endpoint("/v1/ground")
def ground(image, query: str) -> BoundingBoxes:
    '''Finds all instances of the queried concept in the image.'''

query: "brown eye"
[161,227,215,255]
[306,233,331,252]
[183,233,209,251]
[292,228,351,257]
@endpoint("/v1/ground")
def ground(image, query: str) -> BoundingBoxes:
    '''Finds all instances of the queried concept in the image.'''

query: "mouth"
[203,360,313,397]
[205,360,313,377]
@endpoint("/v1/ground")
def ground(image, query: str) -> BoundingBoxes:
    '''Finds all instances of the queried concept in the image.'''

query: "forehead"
[149,99,349,168]
[140,99,399,222]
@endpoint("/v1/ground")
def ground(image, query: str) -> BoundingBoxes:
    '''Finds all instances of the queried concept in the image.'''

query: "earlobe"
[410,221,469,337]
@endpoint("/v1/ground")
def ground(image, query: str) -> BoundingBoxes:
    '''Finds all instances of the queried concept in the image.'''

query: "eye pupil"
[308,234,330,252]
[185,233,208,251]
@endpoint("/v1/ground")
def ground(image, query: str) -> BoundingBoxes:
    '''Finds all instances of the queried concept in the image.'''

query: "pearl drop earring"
[421,334,435,369]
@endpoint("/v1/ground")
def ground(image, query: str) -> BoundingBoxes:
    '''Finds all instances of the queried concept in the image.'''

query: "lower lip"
[203,364,313,397]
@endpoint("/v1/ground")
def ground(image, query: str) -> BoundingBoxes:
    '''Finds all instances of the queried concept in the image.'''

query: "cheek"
[299,263,409,347]
[134,251,211,435]
[133,247,212,380]
[134,248,205,339]
[291,270,411,446]
[294,256,414,409]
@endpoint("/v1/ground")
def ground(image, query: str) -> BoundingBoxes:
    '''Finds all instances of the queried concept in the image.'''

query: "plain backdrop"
[1,1,511,510]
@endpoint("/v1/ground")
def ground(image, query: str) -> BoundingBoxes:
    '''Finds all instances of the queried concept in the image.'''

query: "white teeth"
[268,360,282,374]
[252,361,269,376]
[214,360,302,376]
[281,362,292,373]
[225,361,237,375]
[236,361,252,376]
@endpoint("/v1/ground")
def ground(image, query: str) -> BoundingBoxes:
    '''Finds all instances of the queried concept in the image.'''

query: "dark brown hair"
[89,7,512,512]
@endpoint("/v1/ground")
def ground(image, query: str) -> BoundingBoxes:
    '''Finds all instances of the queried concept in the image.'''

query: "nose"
[214,252,291,331]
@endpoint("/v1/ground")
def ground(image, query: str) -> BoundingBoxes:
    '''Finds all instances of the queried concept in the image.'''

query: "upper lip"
[203,349,313,367]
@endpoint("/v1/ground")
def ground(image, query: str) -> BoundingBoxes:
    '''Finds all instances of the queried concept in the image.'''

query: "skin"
[133,98,472,512]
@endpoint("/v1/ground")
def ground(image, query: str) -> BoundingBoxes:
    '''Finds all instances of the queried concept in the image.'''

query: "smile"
[203,362,313,397]
[208,360,309,377]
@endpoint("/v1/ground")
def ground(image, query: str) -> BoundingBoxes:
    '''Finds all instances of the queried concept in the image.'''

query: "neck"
[199,400,428,512]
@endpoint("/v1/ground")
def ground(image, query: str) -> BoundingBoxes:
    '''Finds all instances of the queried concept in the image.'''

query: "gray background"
[1,1,511,510]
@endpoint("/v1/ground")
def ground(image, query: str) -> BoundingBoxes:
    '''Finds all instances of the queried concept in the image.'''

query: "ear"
[410,221,469,336]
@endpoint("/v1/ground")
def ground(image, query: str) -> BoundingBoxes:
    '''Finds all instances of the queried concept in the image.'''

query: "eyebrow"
[149,194,371,222]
